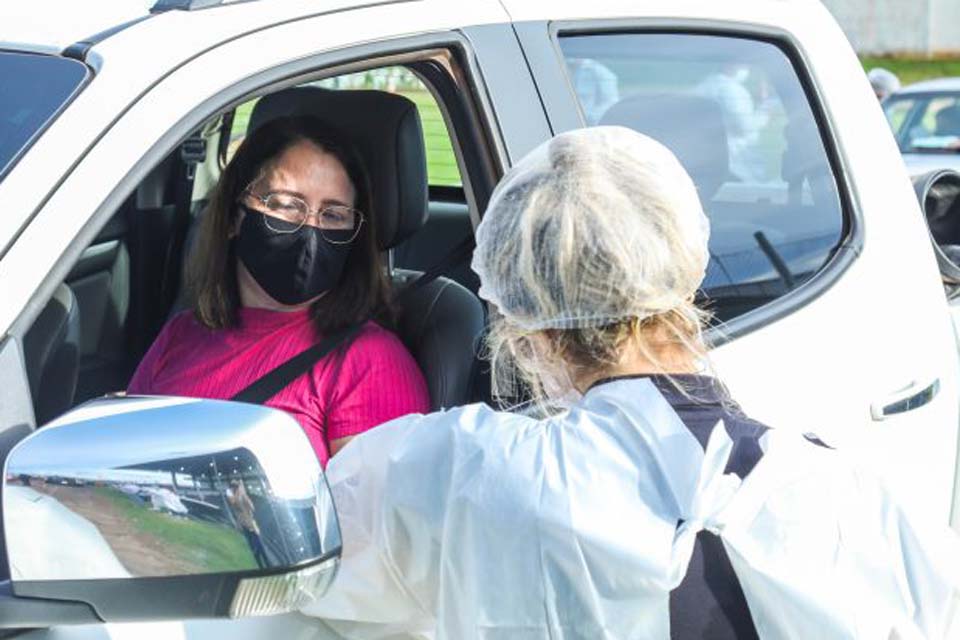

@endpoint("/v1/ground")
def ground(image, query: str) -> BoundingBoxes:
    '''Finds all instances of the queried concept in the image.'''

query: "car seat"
[22,283,80,425]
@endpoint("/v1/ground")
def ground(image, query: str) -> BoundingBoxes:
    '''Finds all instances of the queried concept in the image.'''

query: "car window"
[883,96,916,138]
[885,94,960,153]
[225,67,462,187]
[0,51,89,181]
[558,33,845,322]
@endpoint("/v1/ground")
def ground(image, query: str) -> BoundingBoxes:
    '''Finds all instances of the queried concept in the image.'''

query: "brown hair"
[185,115,390,334]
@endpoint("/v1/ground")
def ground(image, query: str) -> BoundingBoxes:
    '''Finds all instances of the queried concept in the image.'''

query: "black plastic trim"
[9,31,505,341]
[410,56,498,213]
[518,18,863,348]
[460,24,554,165]
[0,581,100,628]
[12,551,338,623]
[62,15,153,61]
[428,185,466,203]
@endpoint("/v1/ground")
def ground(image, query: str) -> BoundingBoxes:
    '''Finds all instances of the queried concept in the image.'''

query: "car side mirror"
[913,168,960,299]
[1,396,340,626]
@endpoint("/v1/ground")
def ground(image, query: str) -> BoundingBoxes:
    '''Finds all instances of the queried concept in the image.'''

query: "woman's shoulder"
[342,321,416,365]
[352,320,406,347]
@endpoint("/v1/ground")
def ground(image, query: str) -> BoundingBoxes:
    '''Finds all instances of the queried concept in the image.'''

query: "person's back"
[310,373,957,638]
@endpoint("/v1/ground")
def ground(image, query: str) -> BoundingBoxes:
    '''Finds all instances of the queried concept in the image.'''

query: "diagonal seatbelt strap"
[229,233,477,406]
[230,324,363,404]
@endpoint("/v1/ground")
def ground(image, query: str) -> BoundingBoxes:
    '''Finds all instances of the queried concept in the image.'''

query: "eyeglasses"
[243,190,364,244]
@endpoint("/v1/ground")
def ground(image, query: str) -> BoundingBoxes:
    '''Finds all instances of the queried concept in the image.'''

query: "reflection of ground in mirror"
[31,483,257,576]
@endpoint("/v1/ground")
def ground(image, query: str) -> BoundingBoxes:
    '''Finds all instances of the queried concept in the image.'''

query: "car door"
[0,0,553,636]
[508,0,960,529]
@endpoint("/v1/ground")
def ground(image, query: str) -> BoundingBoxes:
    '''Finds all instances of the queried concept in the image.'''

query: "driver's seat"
[248,87,485,409]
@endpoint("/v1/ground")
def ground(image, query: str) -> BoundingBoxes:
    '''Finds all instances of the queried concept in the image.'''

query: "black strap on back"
[229,233,477,406]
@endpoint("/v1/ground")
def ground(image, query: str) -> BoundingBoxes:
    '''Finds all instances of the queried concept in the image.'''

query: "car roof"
[0,0,151,53]
[0,0,423,54]
[894,77,960,96]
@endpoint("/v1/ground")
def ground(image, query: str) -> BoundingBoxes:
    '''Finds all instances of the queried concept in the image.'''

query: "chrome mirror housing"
[913,168,960,298]
[2,396,340,623]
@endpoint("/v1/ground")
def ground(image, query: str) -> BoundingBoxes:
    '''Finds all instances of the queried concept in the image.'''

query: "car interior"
[21,62,490,427]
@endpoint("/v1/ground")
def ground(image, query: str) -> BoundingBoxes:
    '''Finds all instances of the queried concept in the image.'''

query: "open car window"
[224,67,462,188]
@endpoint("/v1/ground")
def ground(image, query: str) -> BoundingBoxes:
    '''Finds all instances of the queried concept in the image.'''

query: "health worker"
[305,126,960,639]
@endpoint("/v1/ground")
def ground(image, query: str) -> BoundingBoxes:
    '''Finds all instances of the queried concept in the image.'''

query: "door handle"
[870,378,941,421]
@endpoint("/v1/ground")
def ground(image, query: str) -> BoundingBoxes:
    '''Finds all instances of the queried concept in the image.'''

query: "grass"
[861,56,960,86]
[96,487,257,572]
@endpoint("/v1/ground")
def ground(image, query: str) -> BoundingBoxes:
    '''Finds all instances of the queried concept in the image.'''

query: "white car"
[0,0,958,637]
[883,77,960,177]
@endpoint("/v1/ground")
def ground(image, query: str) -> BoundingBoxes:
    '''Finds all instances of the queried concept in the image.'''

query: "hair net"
[472,126,710,332]
[867,67,900,98]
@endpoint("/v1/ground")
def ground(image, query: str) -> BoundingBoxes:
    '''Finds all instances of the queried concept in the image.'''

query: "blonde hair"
[472,127,714,409]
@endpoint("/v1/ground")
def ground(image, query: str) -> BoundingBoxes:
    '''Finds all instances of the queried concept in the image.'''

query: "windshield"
[884,93,960,154]
[0,51,89,181]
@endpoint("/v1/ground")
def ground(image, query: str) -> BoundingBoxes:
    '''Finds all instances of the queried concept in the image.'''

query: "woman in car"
[306,127,959,639]
[128,115,429,466]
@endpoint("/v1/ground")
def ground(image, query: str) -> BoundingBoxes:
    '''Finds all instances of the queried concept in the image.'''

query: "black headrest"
[600,93,729,200]
[249,87,428,250]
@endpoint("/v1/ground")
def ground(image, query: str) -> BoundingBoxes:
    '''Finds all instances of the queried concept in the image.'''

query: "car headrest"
[249,87,428,250]
[599,93,729,200]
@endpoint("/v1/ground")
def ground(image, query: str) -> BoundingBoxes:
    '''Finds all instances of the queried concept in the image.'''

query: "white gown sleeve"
[301,405,489,638]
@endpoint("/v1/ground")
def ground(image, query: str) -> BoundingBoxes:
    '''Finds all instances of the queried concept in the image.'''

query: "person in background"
[305,126,960,639]
[227,477,269,569]
[128,116,429,466]
[868,67,901,101]
[695,64,772,182]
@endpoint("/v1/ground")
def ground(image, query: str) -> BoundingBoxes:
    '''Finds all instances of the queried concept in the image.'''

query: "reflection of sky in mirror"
[9,396,322,499]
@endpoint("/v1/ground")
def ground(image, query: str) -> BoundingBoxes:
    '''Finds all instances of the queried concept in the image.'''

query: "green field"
[97,487,256,572]
[861,57,960,86]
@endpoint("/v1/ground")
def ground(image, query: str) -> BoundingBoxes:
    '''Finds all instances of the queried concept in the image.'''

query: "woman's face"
[233,139,359,310]
[242,139,356,227]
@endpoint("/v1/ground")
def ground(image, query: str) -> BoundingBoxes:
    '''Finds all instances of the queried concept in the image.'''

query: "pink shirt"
[128,308,430,466]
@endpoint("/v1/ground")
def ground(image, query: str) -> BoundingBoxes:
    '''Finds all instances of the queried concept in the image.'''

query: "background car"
[883,77,960,176]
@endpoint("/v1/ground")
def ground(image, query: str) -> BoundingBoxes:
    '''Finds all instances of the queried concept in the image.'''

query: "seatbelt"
[230,233,477,406]
[230,324,363,404]
[159,133,206,315]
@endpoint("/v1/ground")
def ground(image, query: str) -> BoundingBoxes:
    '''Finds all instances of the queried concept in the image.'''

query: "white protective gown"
[304,377,960,639]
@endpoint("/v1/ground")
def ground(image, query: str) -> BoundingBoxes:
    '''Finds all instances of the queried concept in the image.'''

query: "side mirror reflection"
[3,396,340,622]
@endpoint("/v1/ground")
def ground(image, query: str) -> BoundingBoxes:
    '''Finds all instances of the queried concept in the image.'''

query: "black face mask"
[235,206,353,305]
